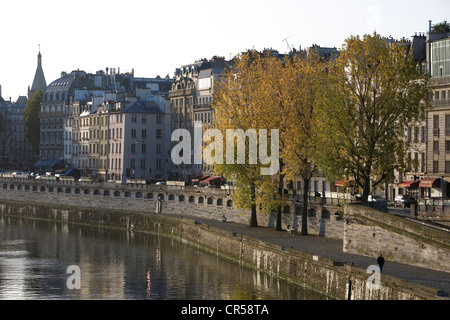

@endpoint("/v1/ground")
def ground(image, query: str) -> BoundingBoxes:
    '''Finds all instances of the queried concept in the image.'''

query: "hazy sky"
[1,0,449,100]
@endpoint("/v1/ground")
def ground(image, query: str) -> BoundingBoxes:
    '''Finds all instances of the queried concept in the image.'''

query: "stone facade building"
[425,21,450,198]
[40,68,136,162]
[169,56,231,180]
[69,81,172,182]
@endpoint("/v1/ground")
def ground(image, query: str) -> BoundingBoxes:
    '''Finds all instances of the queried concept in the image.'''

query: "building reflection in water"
[0,216,328,300]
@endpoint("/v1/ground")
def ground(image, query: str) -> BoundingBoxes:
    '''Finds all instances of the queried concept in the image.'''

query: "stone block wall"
[0,201,442,300]
[0,177,344,239]
[344,204,450,273]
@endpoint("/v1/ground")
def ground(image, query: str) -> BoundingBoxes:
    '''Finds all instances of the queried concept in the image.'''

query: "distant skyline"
[1,0,449,100]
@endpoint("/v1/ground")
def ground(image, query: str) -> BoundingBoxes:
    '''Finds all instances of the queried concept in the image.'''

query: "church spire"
[38,45,42,65]
[28,46,47,100]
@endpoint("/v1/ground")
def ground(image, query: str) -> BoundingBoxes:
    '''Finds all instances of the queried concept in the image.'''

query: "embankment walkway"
[166,212,450,298]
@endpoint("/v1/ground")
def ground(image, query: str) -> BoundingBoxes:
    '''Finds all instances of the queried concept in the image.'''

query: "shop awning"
[335,179,348,187]
[200,176,225,184]
[192,175,209,183]
[419,178,441,188]
[398,180,420,188]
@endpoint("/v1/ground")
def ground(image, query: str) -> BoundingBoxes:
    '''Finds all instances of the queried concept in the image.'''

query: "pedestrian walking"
[377,254,385,273]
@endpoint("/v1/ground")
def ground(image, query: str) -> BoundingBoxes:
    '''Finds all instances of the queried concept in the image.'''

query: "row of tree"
[209,33,429,234]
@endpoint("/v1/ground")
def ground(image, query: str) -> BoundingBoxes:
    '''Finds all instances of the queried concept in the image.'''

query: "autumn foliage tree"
[211,51,280,227]
[274,50,325,235]
[211,50,324,233]
[316,33,429,202]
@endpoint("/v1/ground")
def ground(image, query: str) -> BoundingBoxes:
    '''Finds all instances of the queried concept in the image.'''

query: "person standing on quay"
[377,254,385,273]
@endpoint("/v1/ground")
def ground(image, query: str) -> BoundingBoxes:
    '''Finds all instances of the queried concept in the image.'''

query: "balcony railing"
[429,75,450,86]
[432,99,450,107]
[194,103,212,110]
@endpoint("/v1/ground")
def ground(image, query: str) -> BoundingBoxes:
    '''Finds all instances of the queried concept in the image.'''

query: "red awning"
[192,175,209,182]
[200,176,225,184]
[398,181,420,188]
[335,179,348,187]
[419,178,441,188]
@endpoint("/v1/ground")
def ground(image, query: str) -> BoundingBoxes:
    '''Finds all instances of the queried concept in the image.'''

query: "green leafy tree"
[23,90,43,155]
[432,21,450,33]
[316,33,429,203]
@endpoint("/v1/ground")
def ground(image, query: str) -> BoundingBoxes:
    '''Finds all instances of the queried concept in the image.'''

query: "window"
[414,153,419,172]
[434,141,440,154]
[142,116,146,123]
[433,161,439,174]
[157,115,162,124]
[421,153,426,172]
[132,115,137,123]
[142,129,147,138]
[130,159,136,169]
[142,143,146,153]
[446,115,450,136]
[445,161,450,174]
[131,144,136,153]
[433,115,439,136]
[156,129,162,139]
[156,144,162,154]
[156,159,162,169]
[141,159,146,169]
[131,129,136,138]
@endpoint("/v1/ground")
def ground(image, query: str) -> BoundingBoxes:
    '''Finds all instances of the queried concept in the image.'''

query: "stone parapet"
[0,201,443,300]
[344,204,450,272]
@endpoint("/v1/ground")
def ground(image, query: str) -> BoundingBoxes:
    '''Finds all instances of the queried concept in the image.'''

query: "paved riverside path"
[165,212,450,298]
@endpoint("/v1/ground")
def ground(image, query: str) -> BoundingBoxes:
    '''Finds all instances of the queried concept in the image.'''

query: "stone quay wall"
[0,176,344,239]
[344,204,450,273]
[0,200,442,300]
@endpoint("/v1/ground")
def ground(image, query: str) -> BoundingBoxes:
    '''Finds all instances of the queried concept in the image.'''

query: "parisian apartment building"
[38,63,173,181]
[1,21,449,202]
[424,22,450,198]
[169,56,231,181]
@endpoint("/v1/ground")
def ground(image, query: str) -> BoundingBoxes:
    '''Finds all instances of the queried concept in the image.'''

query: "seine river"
[0,216,327,300]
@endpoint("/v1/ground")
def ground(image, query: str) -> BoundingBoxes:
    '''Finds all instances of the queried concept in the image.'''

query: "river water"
[0,216,328,300]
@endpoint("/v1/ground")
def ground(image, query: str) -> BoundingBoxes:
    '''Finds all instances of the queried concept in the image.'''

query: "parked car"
[368,194,384,202]
[394,195,417,208]
[55,168,81,180]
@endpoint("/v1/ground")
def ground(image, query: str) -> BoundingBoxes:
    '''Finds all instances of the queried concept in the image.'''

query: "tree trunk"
[362,179,371,203]
[250,183,258,227]
[276,171,285,231]
[301,177,309,236]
